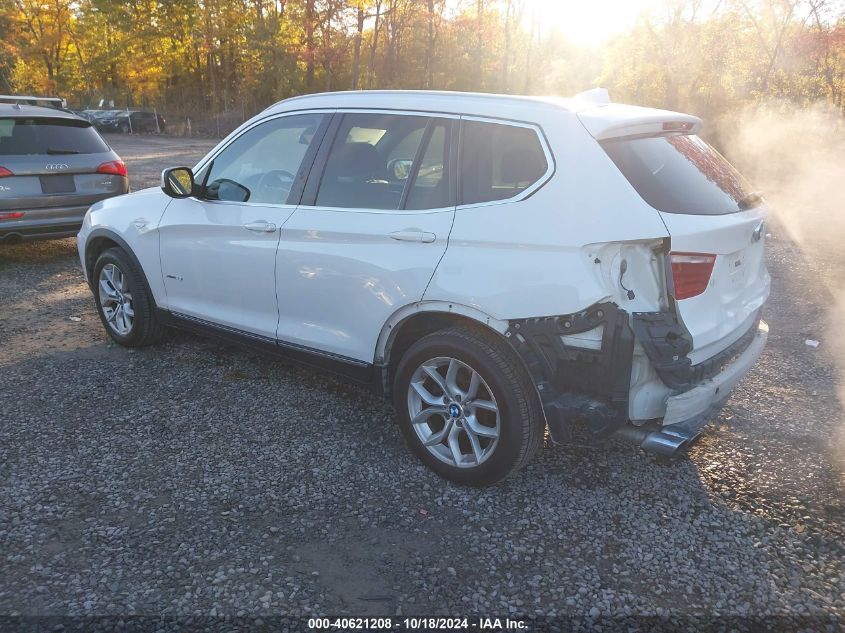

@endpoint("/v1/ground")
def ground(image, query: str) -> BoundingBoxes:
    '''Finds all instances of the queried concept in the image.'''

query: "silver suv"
[0,104,128,242]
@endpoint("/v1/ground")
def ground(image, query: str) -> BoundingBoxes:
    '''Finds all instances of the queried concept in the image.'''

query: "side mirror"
[161,167,194,198]
[205,178,251,203]
[388,158,413,181]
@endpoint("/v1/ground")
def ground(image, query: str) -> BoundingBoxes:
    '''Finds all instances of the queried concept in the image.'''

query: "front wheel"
[93,247,164,347]
[393,326,544,486]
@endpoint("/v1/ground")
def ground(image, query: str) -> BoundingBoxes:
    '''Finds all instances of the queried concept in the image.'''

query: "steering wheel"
[257,169,296,201]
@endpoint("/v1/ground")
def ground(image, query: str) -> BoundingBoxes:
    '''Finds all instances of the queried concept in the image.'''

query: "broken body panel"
[488,105,770,455]
[449,100,772,452]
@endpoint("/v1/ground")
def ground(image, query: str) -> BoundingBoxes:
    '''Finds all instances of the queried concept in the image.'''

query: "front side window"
[315,113,431,210]
[202,113,325,205]
[459,120,549,205]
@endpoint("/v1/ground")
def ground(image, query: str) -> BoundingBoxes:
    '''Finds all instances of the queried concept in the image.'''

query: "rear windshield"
[0,117,110,156]
[601,134,758,215]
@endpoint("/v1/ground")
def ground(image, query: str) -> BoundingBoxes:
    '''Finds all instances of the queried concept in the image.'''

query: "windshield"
[0,117,110,155]
[601,133,758,215]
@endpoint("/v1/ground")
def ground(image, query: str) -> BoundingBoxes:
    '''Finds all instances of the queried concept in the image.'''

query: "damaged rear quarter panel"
[423,109,669,320]
[420,110,675,443]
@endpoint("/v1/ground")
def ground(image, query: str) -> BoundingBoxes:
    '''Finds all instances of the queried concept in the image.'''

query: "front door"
[276,111,456,362]
[158,112,328,338]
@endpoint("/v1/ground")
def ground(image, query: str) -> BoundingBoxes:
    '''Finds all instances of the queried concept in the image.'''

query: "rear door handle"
[243,221,277,233]
[389,229,436,243]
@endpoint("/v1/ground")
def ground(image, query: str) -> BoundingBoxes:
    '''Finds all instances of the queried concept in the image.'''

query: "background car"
[96,110,166,134]
[0,104,129,242]
[0,94,67,110]
[71,109,105,123]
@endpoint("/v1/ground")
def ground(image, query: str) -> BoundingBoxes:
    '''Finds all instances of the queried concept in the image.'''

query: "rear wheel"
[393,326,544,486]
[93,247,163,347]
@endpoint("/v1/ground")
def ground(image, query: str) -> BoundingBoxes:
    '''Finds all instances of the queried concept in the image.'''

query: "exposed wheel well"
[384,312,508,395]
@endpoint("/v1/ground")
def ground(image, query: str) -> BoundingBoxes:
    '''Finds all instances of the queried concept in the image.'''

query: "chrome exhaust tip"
[615,425,696,457]
[640,430,693,457]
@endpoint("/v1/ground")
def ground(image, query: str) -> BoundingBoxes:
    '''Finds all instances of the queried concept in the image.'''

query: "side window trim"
[285,113,333,206]
[299,109,460,213]
[191,108,335,208]
[456,115,556,209]
[398,119,435,210]
[299,112,343,207]
[400,118,457,211]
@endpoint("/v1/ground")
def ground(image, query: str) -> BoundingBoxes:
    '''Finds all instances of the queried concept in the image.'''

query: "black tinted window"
[0,118,109,155]
[601,134,757,215]
[316,113,428,210]
[460,121,548,205]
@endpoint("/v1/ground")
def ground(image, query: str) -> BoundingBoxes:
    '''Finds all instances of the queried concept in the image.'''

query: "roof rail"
[0,95,68,110]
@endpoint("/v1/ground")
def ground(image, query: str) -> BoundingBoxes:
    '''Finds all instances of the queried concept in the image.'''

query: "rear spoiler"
[577,103,702,141]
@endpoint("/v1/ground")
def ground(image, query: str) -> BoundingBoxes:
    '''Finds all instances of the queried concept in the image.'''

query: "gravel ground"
[1,135,844,631]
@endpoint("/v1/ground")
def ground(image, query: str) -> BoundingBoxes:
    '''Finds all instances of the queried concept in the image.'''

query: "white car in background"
[77,90,769,486]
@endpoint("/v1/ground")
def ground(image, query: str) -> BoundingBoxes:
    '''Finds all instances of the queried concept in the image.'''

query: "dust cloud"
[719,102,845,248]
[716,101,845,464]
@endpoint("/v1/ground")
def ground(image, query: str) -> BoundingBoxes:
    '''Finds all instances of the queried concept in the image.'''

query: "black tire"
[92,247,164,347]
[120,122,130,133]
[393,325,544,486]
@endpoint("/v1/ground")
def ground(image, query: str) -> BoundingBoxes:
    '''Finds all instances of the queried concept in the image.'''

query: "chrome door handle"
[243,221,277,233]
[389,229,436,243]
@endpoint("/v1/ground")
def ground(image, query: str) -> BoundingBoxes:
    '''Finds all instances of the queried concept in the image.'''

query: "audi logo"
[45,164,70,170]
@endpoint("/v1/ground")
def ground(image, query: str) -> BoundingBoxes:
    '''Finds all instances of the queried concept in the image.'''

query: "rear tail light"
[0,166,13,177]
[670,252,716,300]
[96,160,127,177]
[0,212,24,220]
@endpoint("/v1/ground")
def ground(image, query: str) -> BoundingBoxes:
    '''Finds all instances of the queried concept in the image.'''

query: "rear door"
[0,116,125,214]
[275,111,456,362]
[602,133,769,363]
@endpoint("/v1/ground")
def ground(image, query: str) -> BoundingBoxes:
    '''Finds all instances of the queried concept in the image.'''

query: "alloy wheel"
[98,263,135,336]
[407,356,500,468]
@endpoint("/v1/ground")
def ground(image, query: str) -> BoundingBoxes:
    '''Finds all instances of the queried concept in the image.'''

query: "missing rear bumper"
[631,309,763,390]
[507,303,768,449]
[506,303,635,445]
[662,321,768,425]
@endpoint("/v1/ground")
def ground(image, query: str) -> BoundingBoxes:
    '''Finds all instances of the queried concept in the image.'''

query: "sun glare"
[533,0,662,46]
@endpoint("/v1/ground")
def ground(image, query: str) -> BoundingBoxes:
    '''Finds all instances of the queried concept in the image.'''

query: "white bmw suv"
[77,90,770,486]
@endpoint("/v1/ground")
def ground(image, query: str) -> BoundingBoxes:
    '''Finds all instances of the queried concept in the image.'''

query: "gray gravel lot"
[1,135,844,631]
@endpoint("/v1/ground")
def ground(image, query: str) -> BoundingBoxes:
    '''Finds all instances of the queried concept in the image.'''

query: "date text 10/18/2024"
[308,617,528,630]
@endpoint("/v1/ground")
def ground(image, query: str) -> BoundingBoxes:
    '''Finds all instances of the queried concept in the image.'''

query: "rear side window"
[460,120,549,205]
[316,113,430,210]
[0,117,109,155]
[601,134,757,215]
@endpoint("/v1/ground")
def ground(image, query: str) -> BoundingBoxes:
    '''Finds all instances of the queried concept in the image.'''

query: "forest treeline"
[2,0,845,130]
